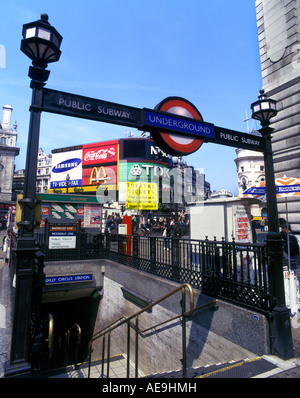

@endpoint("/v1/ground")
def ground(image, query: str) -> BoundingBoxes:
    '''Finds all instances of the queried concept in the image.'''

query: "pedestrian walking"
[259,217,266,232]
[162,217,171,250]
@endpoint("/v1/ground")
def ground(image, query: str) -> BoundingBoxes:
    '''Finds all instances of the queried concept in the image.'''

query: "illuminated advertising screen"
[82,165,118,191]
[119,160,173,210]
[81,140,119,193]
[119,161,171,183]
[50,148,83,193]
[82,140,119,166]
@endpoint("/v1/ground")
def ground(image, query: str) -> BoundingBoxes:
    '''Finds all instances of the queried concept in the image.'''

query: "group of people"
[105,211,190,242]
[146,211,189,237]
[104,213,123,233]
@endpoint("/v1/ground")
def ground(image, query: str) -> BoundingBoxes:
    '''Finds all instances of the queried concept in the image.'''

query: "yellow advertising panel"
[15,194,42,229]
[126,182,158,210]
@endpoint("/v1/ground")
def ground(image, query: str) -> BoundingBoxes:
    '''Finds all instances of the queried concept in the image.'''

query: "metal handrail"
[89,316,126,342]
[42,314,54,360]
[136,299,218,334]
[48,314,54,360]
[87,283,194,378]
[59,323,82,368]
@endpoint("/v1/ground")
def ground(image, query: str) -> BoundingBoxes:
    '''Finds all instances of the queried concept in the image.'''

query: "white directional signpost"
[42,89,266,155]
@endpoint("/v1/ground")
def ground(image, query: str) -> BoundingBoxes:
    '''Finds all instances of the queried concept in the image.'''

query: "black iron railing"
[34,229,271,314]
[107,234,271,314]
[34,227,107,261]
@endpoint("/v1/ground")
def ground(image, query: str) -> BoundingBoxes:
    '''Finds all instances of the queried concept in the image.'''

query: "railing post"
[150,236,156,273]
[172,237,180,281]
[214,240,221,279]
[118,234,122,253]
[76,220,81,259]
[127,321,130,378]
[133,235,139,267]
[232,241,238,282]
[107,332,111,378]
[135,315,139,378]
[181,286,187,378]
[101,336,105,378]
[88,342,92,378]
[105,231,111,251]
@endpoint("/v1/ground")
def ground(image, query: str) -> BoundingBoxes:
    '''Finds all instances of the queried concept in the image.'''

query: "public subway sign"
[213,126,266,152]
[42,88,267,154]
[144,109,214,138]
[42,88,143,128]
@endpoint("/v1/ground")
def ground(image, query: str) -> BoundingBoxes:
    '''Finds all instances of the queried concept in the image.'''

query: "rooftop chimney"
[2,104,13,129]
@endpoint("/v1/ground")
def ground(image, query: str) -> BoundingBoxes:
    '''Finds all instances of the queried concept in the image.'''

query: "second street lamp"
[251,90,293,360]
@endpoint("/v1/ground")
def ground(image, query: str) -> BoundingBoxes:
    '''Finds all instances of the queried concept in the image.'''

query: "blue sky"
[0,0,263,194]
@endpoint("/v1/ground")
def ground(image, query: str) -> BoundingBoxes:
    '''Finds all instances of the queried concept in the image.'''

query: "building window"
[0,137,6,145]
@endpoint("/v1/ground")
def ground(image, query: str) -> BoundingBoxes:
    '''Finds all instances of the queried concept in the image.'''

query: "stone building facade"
[36,148,52,194]
[0,105,20,202]
[13,148,52,199]
[235,148,265,196]
[255,0,300,232]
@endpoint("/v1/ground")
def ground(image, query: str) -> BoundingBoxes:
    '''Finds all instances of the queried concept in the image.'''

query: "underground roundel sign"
[151,97,204,156]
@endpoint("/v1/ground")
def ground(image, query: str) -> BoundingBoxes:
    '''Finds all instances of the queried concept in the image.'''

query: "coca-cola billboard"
[82,140,119,166]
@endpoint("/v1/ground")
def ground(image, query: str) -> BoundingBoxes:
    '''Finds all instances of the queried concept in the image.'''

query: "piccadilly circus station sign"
[41,88,266,156]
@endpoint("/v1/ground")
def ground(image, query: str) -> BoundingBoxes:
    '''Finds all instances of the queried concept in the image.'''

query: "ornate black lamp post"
[251,89,293,359]
[5,14,62,377]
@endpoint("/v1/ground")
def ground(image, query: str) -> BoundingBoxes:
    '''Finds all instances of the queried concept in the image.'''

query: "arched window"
[0,136,6,145]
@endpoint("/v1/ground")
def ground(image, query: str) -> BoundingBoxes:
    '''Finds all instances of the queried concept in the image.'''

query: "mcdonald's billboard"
[82,165,118,191]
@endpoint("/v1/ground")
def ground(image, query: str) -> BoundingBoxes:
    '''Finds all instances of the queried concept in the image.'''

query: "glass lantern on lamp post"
[251,89,277,128]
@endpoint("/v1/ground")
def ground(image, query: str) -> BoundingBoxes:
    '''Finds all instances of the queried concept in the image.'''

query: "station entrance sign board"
[42,88,266,156]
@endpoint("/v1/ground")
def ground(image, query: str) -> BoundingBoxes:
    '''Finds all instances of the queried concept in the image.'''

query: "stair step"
[39,354,144,378]
[145,356,277,378]
[34,354,279,379]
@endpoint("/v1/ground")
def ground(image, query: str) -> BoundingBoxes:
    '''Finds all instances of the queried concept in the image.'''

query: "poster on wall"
[84,205,101,228]
[126,182,158,210]
[65,204,77,220]
[51,203,64,220]
[233,206,252,243]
